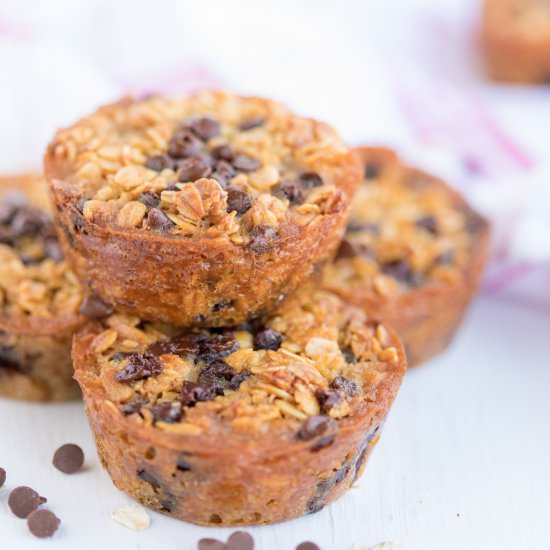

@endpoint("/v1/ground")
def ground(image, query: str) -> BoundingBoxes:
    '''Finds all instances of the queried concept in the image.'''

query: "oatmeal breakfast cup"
[0,175,86,401]
[45,92,361,326]
[483,0,550,83]
[72,286,406,526]
[323,148,490,366]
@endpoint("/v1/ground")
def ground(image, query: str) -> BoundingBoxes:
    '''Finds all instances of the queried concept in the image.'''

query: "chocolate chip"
[145,154,174,172]
[249,225,277,254]
[232,154,260,172]
[335,240,372,261]
[296,543,320,550]
[299,172,323,188]
[364,162,380,179]
[272,179,304,205]
[211,300,233,312]
[198,539,225,550]
[330,375,360,396]
[8,487,47,518]
[0,202,17,225]
[168,128,203,158]
[416,215,438,234]
[148,332,203,356]
[340,348,358,364]
[315,389,341,414]
[229,370,251,390]
[198,333,239,364]
[180,381,217,407]
[177,157,212,182]
[0,467,5,487]
[176,456,192,471]
[119,400,144,416]
[210,144,234,161]
[253,328,283,351]
[199,361,236,383]
[297,416,336,441]
[226,187,253,215]
[10,208,47,238]
[382,259,416,284]
[27,509,60,538]
[79,293,114,319]
[43,238,63,262]
[138,191,161,209]
[137,468,160,489]
[116,353,162,382]
[190,117,221,141]
[226,531,254,550]
[152,402,182,423]
[147,208,175,231]
[239,117,264,131]
[53,444,84,474]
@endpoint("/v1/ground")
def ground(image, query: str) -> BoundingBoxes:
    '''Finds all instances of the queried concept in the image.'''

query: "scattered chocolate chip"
[253,328,283,351]
[10,208,47,238]
[382,259,416,284]
[180,381,217,407]
[8,486,47,518]
[27,509,60,538]
[198,539,225,550]
[53,444,84,474]
[226,531,254,550]
[168,128,203,159]
[145,154,174,172]
[147,208,175,232]
[0,467,5,487]
[232,154,260,172]
[272,179,304,205]
[177,157,212,182]
[226,187,253,215]
[210,144,234,161]
[137,468,160,489]
[296,542,320,550]
[330,375,360,396]
[79,294,114,319]
[297,416,336,441]
[138,191,161,209]
[335,240,372,261]
[364,162,381,180]
[229,370,252,390]
[211,160,237,187]
[310,435,336,452]
[416,215,438,234]
[249,225,277,254]
[148,332,203,356]
[198,332,239,364]
[152,401,182,423]
[190,117,221,141]
[176,456,192,472]
[299,172,323,188]
[116,353,162,382]
[315,389,341,414]
[340,348,358,364]
[239,117,264,131]
[119,400,144,416]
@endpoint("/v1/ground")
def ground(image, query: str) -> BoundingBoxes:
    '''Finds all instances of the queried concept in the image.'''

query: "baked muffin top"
[0,176,82,319]
[46,92,355,246]
[324,148,487,300]
[84,287,403,442]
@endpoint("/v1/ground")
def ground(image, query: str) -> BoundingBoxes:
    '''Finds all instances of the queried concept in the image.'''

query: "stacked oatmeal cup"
[1,91,489,526]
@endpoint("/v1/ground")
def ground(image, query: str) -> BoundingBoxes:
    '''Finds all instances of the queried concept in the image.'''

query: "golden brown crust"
[323,148,491,365]
[73,288,406,525]
[44,92,361,326]
[483,0,550,83]
[0,174,85,401]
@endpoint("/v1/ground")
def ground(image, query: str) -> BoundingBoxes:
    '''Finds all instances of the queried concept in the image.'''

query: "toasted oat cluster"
[0,176,82,318]
[324,149,483,299]
[89,289,399,437]
[48,92,348,244]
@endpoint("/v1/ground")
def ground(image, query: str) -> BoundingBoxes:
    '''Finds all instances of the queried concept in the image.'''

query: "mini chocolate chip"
[315,389,341,414]
[137,468,160,489]
[0,467,6,487]
[53,444,84,474]
[211,160,237,187]
[8,487,47,518]
[232,154,260,172]
[138,191,161,209]
[239,117,264,131]
[416,215,438,234]
[79,294,114,319]
[310,435,335,452]
[253,328,283,351]
[119,400,143,416]
[249,225,277,254]
[116,353,162,382]
[145,154,174,172]
[147,208,175,231]
[168,128,203,158]
[27,509,60,538]
[229,370,251,390]
[331,375,360,396]
[297,416,336,441]
[299,172,323,188]
[153,402,182,423]
[210,144,234,161]
[382,259,416,284]
[211,300,233,312]
[296,542,320,550]
[176,456,192,471]
[190,117,221,141]
[364,162,380,179]
[335,240,372,261]
[177,157,212,182]
[340,348,358,365]
[198,332,239,364]
[198,539,225,550]
[148,332,203,356]
[226,531,254,550]
[180,381,217,407]
[226,187,253,215]
[272,179,304,205]
[199,361,236,382]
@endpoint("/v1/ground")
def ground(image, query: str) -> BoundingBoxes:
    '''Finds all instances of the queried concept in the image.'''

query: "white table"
[1,296,549,550]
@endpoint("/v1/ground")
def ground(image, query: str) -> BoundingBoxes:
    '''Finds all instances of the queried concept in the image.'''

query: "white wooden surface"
[1,296,549,550]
